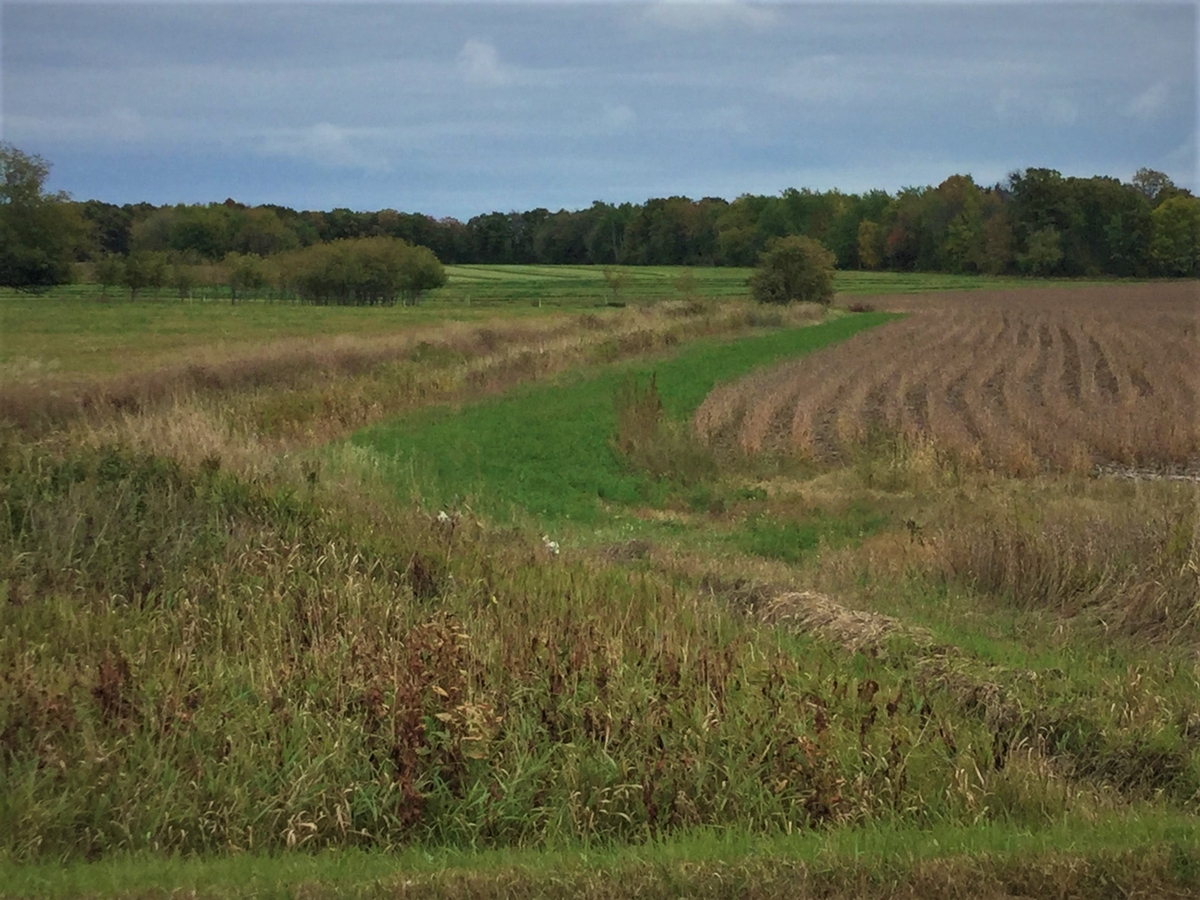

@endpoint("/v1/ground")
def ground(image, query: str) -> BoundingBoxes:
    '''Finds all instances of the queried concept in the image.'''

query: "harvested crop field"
[696,282,1200,474]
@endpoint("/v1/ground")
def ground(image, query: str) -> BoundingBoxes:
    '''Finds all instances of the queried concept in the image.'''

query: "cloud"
[458,39,512,87]
[5,0,1192,218]
[769,54,861,104]
[700,106,750,135]
[993,88,1079,127]
[639,0,776,33]
[257,123,390,172]
[1124,82,1170,121]
[1162,132,1198,191]
[5,106,152,144]
[601,103,637,132]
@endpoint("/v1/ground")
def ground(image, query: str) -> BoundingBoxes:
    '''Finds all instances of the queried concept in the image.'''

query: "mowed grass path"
[434,265,1031,305]
[351,312,898,522]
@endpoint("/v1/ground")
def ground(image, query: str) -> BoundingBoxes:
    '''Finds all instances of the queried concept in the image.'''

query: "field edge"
[4,813,1198,899]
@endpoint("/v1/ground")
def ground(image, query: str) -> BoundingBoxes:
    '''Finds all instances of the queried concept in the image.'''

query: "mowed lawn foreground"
[350,312,897,521]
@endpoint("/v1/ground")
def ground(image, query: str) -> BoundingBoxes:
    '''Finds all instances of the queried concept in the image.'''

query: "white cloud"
[639,0,776,33]
[5,106,151,143]
[1162,132,1198,191]
[458,39,512,88]
[770,54,858,104]
[601,103,637,132]
[993,87,1079,127]
[700,105,750,135]
[1124,81,1170,121]
[257,123,391,172]
[1043,93,1079,126]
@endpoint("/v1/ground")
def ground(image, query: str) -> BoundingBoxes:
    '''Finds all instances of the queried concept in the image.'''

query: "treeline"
[3,143,453,303]
[76,167,1199,280]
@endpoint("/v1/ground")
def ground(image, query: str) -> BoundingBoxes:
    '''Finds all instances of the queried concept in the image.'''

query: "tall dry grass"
[933,482,1200,640]
[3,301,823,469]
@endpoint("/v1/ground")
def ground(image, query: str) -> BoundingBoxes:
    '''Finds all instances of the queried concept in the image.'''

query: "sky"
[1,1,1196,220]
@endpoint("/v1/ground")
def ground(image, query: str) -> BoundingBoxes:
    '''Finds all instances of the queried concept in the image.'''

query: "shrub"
[279,237,447,306]
[749,235,837,306]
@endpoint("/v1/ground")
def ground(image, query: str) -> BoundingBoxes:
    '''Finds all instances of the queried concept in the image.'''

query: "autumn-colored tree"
[856,220,883,270]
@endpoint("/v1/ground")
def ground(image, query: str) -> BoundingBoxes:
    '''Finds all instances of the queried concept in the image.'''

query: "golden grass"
[757,590,929,653]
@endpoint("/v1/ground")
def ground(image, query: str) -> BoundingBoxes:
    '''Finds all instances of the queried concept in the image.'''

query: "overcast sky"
[2,1,1196,219]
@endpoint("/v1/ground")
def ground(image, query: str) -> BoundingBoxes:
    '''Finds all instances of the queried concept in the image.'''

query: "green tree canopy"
[279,236,446,306]
[0,144,87,291]
[1150,196,1200,277]
[748,235,836,305]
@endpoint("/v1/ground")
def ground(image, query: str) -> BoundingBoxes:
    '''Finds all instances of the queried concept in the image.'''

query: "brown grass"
[1,300,824,451]
[758,589,931,652]
[695,283,1200,475]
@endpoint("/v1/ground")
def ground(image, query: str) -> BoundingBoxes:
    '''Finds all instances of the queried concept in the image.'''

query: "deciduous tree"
[0,144,87,291]
[1150,196,1200,276]
[749,235,836,305]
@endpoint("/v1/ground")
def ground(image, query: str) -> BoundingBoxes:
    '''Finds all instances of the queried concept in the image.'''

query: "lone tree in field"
[0,143,86,292]
[749,235,836,305]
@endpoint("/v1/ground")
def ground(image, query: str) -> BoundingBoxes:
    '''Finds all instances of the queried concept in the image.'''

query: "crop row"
[695,283,1199,475]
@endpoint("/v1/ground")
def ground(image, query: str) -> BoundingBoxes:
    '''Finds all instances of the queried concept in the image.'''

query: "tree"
[80,200,134,256]
[1132,168,1175,204]
[95,254,123,299]
[398,244,447,304]
[230,207,297,257]
[981,213,1015,275]
[749,235,836,305]
[170,260,195,300]
[856,220,883,270]
[121,251,168,301]
[0,144,86,291]
[223,252,266,304]
[1016,226,1063,276]
[602,265,630,305]
[282,237,445,306]
[1150,196,1200,276]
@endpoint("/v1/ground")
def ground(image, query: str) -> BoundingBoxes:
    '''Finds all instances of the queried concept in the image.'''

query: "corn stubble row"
[695,283,1200,475]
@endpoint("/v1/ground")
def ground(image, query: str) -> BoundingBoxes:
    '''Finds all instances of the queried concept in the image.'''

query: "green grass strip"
[6,812,1196,899]
[350,312,897,523]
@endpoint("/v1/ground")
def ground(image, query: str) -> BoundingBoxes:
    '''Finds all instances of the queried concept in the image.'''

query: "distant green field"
[435,264,752,304]
[0,290,515,378]
[0,267,1106,378]
[433,265,1032,305]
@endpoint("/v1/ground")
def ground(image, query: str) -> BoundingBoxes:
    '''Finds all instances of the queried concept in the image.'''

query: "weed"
[612,374,715,486]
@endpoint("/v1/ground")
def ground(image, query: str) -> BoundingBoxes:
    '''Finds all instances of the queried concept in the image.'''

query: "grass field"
[1,271,1198,898]
[1,267,1035,378]
[349,312,897,522]
[6,813,1199,899]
